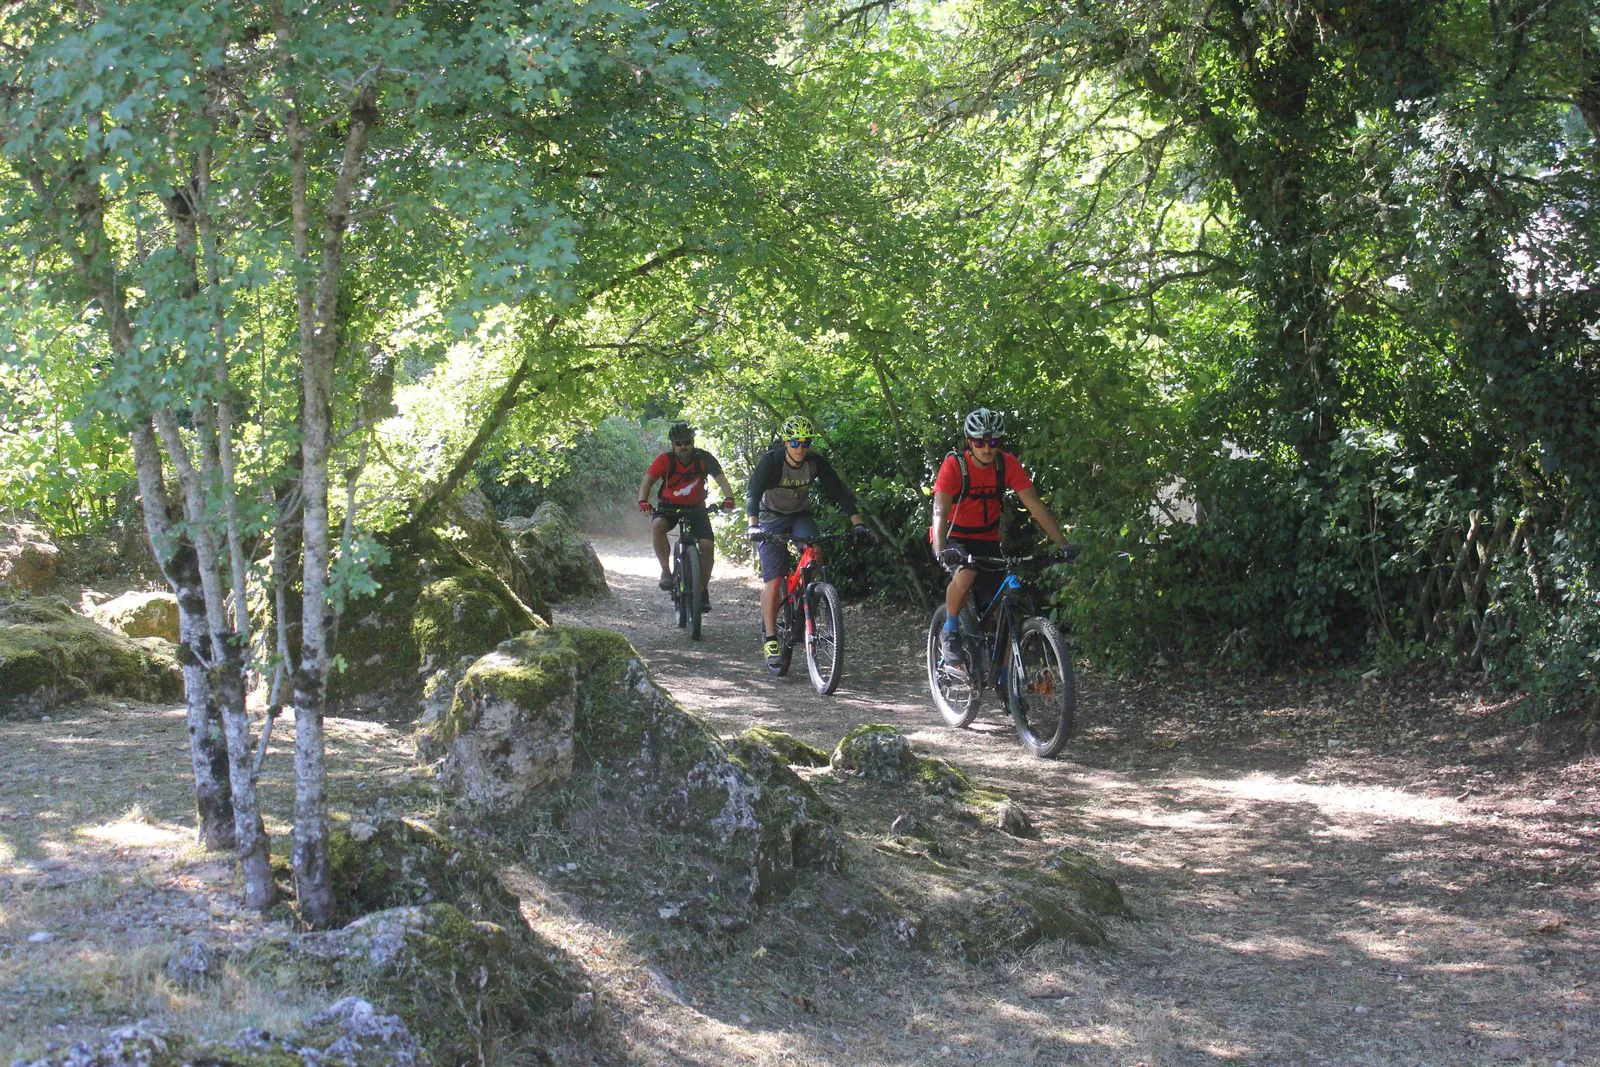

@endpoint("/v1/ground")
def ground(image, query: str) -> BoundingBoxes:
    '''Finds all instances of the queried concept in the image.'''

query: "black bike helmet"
[668,422,695,445]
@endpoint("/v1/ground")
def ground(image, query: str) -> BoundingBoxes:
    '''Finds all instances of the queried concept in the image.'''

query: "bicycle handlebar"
[749,531,852,545]
[652,502,730,517]
[948,550,1068,569]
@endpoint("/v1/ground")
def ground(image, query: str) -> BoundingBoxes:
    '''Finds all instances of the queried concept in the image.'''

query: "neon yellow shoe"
[762,637,782,672]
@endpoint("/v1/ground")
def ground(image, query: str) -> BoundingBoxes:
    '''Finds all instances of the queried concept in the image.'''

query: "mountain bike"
[654,503,719,641]
[752,531,847,694]
[927,551,1077,758]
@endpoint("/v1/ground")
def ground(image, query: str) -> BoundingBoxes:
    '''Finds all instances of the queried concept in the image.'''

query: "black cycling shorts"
[659,508,714,542]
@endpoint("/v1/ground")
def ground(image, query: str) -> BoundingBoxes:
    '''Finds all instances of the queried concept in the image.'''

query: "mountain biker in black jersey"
[638,422,737,609]
[745,415,870,671]
[929,407,1075,677]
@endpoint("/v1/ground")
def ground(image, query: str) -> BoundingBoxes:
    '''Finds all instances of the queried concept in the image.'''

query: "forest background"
[2,0,1596,728]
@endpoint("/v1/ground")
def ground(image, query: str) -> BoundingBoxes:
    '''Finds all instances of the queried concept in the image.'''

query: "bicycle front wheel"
[1008,616,1076,758]
[683,544,703,641]
[673,545,688,629]
[926,606,982,727]
[805,581,843,695]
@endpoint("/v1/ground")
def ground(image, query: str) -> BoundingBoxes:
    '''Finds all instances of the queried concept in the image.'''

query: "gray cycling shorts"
[756,512,819,581]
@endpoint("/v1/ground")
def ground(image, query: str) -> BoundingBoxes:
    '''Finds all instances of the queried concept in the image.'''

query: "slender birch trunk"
[130,422,236,849]
[165,178,274,909]
[46,164,237,849]
[284,72,381,926]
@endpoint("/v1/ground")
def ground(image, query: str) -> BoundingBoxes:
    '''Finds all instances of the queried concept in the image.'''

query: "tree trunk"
[131,421,236,849]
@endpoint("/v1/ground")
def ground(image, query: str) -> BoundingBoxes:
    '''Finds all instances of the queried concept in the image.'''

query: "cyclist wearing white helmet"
[639,422,737,607]
[746,414,870,671]
[930,407,1074,677]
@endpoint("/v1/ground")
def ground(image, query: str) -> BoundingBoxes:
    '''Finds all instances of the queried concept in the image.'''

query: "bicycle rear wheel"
[683,544,703,641]
[1008,616,1076,758]
[805,581,843,695]
[926,606,982,727]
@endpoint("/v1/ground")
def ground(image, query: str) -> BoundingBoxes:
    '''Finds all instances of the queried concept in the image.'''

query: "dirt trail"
[550,536,1600,1066]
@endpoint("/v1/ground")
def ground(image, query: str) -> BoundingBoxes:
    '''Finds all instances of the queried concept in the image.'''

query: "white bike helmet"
[962,407,1005,440]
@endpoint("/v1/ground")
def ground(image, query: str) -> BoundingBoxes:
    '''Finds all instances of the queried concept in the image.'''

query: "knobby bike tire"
[926,606,983,728]
[1008,616,1077,758]
[673,544,688,629]
[773,596,796,676]
[805,581,844,695]
[684,544,703,641]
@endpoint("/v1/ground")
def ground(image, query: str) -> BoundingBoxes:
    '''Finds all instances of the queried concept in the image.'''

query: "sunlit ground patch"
[1172,772,1466,825]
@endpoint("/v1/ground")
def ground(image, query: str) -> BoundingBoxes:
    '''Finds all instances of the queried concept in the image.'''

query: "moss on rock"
[251,902,570,1067]
[505,502,608,604]
[931,846,1132,961]
[326,816,525,929]
[0,596,181,717]
[329,528,545,721]
[739,726,830,768]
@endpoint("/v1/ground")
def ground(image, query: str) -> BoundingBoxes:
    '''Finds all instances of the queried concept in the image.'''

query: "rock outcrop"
[329,528,545,721]
[0,521,59,594]
[90,590,180,642]
[505,502,608,603]
[0,597,182,717]
[11,997,428,1066]
[437,486,546,619]
[421,627,841,910]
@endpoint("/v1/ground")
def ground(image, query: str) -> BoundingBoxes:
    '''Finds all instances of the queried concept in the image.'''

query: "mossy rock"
[327,816,525,929]
[439,626,841,910]
[739,726,830,768]
[437,487,547,620]
[505,502,608,604]
[0,596,181,717]
[329,528,545,721]
[416,629,584,809]
[930,846,1132,961]
[831,723,922,782]
[91,589,180,641]
[250,903,571,1067]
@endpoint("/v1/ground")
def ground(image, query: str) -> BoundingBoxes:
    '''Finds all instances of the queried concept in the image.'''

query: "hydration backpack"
[946,448,1008,538]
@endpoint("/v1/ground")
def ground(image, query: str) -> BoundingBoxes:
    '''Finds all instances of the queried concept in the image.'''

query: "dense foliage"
[3,0,1596,721]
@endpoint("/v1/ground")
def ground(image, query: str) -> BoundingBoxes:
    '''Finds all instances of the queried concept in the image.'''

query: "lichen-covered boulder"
[831,724,919,782]
[561,626,841,904]
[428,626,840,909]
[437,487,546,619]
[0,597,182,718]
[255,903,569,1066]
[91,590,180,642]
[10,997,428,1066]
[416,633,577,809]
[0,521,59,594]
[505,502,607,603]
[329,528,545,721]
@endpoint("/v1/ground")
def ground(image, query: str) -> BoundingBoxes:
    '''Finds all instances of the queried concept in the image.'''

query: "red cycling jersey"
[932,449,1032,542]
[647,448,723,508]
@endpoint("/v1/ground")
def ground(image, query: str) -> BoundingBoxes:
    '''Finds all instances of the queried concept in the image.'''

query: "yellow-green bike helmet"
[780,415,815,443]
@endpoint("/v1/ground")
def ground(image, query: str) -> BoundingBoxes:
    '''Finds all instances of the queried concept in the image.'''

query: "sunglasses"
[787,437,813,448]
[969,438,1004,448]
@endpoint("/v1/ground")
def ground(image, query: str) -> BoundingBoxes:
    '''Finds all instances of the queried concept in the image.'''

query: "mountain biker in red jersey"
[929,407,1075,677]
[745,415,870,671]
[638,422,737,609]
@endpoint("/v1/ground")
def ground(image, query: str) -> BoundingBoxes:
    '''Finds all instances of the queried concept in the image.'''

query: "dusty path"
[550,535,1599,1065]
